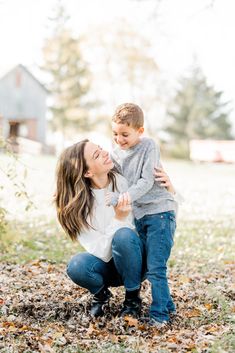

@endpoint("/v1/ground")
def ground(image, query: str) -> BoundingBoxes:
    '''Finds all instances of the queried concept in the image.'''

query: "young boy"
[109,103,178,328]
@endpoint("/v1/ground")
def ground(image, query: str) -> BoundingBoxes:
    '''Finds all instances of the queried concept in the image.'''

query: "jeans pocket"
[169,218,176,245]
[168,211,176,221]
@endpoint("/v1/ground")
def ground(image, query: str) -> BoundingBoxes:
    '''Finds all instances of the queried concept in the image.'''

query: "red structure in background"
[190,140,235,163]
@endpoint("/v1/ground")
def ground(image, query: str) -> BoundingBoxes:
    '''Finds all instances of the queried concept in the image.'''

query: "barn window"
[19,123,28,137]
[15,70,22,87]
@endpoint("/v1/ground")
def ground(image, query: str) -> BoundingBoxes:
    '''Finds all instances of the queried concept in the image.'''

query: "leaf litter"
[0,259,234,352]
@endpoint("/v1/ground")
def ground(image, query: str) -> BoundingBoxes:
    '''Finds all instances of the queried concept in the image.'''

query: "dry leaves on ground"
[0,260,234,352]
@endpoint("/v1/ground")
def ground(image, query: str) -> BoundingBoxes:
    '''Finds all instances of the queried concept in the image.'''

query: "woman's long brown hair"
[55,140,117,241]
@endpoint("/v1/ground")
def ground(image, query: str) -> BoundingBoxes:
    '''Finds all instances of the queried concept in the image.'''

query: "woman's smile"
[104,156,113,165]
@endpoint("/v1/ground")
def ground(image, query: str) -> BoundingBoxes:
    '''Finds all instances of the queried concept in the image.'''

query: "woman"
[55,139,143,317]
[55,139,176,318]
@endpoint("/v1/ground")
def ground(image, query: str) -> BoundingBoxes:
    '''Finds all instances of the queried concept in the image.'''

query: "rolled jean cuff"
[93,284,105,295]
[125,285,141,291]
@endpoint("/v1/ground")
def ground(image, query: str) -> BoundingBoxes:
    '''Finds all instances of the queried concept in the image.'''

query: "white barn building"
[0,64,47,148]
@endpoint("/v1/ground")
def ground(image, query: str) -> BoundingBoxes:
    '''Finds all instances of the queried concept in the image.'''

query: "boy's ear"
[138,127,144,134]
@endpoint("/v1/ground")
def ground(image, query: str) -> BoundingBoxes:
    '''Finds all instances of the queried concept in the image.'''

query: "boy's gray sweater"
[111,137,177,220]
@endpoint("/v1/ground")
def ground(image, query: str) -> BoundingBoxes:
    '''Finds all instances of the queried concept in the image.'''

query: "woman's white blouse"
[77,174,135,262]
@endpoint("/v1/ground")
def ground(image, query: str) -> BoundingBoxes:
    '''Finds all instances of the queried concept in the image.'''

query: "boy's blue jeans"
[135,211,176,323]
[67,227,143,295]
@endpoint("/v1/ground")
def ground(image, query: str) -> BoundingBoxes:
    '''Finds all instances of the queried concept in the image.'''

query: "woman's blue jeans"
[67,227,143,295]
[135,211,176,323]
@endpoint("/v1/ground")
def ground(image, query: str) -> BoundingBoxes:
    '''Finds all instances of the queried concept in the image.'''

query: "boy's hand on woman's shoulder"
[114,192,132,220]
[117,192,131,207]
[105,191,119,207]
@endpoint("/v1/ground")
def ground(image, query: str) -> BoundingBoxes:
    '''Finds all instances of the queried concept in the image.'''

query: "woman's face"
[84,141,114,177]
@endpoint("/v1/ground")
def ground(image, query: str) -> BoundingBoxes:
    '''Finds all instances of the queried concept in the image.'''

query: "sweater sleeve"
[127,143,160,203]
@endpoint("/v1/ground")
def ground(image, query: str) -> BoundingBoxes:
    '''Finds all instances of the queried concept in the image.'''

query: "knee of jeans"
[67,254,87,284]
[112,227,138,248]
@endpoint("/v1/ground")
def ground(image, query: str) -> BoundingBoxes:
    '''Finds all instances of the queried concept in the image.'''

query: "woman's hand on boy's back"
[154,167,175,194]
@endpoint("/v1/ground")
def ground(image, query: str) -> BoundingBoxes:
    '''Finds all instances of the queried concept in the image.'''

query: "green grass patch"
[171,217,235,265]
[208,331,235,353]
[1,216,234,266]
[0,218,83,264]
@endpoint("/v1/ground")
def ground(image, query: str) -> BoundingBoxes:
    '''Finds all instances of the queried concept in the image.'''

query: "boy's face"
[112,122,144,150]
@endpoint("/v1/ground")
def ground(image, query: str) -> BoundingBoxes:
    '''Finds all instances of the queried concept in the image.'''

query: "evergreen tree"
[41,1,91,139]
[165,66,233,158]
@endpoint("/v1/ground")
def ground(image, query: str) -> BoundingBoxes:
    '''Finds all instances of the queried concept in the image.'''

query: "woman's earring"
[84,170,93,178]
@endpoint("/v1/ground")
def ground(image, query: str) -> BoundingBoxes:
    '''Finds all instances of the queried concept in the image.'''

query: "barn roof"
[0,64,48,92]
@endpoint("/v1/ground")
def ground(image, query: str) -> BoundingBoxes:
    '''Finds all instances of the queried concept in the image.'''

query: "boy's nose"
[117,136,123,144]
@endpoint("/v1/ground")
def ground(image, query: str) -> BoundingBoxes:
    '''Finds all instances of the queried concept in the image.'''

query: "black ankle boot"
[120,291,142,318]
[90,288,112,317]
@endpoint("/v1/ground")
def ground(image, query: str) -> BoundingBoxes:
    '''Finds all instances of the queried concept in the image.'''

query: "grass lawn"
[0,154,235,352]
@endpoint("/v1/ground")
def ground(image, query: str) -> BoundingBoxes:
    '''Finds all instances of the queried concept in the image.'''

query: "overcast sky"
[0,0,234,127]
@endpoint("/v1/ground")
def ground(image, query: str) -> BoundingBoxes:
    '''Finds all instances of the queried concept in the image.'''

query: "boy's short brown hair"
[112,103,144,129]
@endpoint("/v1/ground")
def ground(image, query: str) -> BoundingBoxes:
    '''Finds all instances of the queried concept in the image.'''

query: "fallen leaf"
[31,260,42,267]
[0,298,4,305]
[186,308,201,317]
[87,323,95,335]
[86,323,101,336]
[123,316,138,328]
[2,321,16,329]
[186,343,196,350]
[52,331,63,339]
[178,275,191,284]
[224,260,235,264]
[167,336,179,344]
[38,342,55,353]
[47,265,54,273]
[204,303,213,310]
[18,325,29,332]
[109,334,119,343]
[205,326,220,334]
